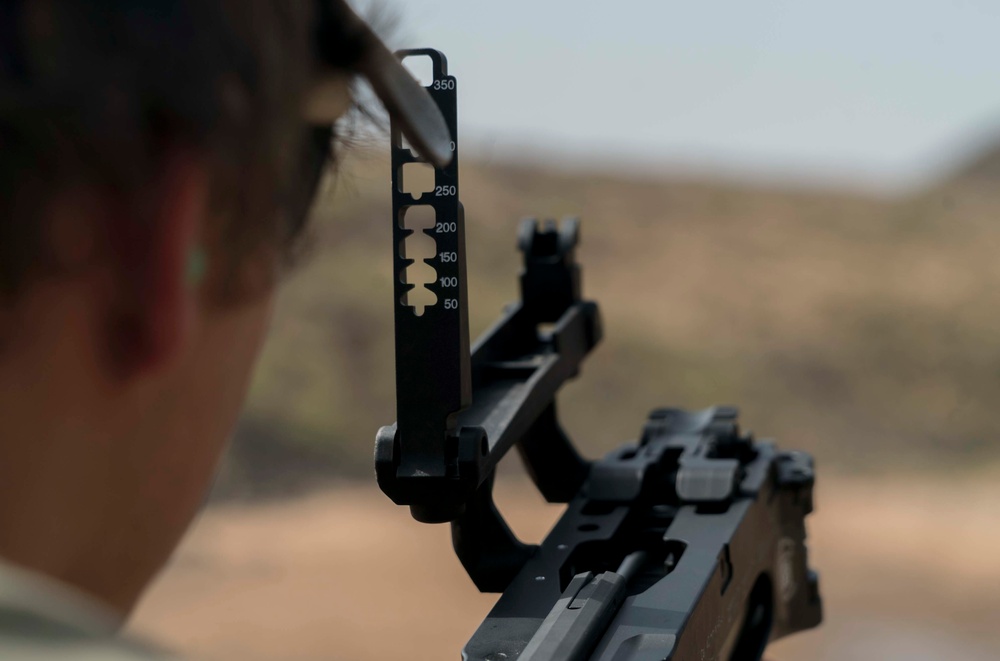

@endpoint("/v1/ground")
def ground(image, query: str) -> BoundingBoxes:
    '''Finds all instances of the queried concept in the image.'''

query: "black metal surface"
[377,69,601,520]
[377,212,601,526]
[376,48,821,660]
[377,211,601,526]
[377,49,470,522]
[461,408,822,661]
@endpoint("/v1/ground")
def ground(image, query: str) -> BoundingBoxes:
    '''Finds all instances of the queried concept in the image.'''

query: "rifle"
[375,49,822,661]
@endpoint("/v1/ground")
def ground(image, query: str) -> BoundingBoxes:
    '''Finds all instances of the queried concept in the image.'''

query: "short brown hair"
[0,0,354,295]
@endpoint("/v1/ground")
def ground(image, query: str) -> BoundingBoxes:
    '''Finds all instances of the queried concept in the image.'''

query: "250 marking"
[435,185,457,197]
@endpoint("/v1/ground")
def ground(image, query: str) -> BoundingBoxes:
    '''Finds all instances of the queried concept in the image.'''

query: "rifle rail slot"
[399,162,436,197]
[400,53,434,87]
[480,361,542,380]
[399,206,438,315]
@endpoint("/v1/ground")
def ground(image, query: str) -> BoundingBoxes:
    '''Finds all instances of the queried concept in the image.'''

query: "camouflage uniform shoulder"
[0,560,180,660]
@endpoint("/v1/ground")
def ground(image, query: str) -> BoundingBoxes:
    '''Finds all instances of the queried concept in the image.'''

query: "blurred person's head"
[0,0,365,617]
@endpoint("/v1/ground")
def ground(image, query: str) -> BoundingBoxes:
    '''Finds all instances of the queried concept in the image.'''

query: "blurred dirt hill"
[950,138,1000,187]
[216,145,1000,498]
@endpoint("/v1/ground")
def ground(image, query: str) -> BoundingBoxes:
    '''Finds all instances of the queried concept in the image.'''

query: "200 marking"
[436,222,457,233]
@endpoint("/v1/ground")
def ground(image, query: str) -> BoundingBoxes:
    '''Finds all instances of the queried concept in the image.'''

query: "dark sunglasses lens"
[286,125,335,236]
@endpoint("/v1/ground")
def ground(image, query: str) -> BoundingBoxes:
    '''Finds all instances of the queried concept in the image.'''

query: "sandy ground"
[129,473,1000,661]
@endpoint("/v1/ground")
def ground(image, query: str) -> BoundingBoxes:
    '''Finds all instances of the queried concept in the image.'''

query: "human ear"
[111,147,209,378]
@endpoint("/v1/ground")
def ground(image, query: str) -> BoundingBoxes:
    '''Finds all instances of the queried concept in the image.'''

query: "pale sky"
[356,0,1000,191]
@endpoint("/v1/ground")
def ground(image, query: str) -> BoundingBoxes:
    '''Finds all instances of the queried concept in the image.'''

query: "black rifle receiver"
[375,50,822,661]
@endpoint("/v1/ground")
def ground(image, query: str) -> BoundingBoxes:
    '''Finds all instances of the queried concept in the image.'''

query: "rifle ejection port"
[398,206,438,315]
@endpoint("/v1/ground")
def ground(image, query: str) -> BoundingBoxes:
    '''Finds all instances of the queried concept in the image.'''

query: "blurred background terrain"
[130,1,1000,659]
[129,144,1000,660]
[227,144,1000,485]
